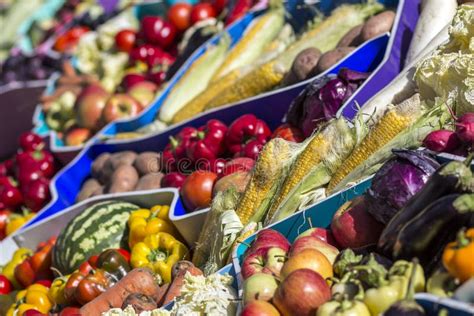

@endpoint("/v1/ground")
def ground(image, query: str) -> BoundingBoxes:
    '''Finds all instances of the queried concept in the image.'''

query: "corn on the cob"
[192,188,241,267]
[327,95,424,192]
[158,37,230,123]
[235,138,298,225]
[206,61,284,109]
[265,118,356,223]
[206,3,384,109]
[330,96,452,193]
[212,8,284,81]
[171,69,242,124]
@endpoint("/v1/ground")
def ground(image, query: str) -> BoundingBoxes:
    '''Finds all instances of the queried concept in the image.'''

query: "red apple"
[280,248,333,280]
[64,127,91,146]
[121,73,147,90]
[74,84,109,131]
[243,273,279,305]
[242,247,287,280]
[273,269,331,316]
[127,81,158,107]
[221,157,255,177]
[289,236,339,264]
[330,195,384,248]
[101,94,143,124]
[296,227,339,248]
[241,301,280,316]
[249,229,291,254]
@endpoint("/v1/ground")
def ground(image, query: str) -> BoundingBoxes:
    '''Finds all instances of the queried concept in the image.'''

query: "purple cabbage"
[287,68,369,137]
[367,149,440,224]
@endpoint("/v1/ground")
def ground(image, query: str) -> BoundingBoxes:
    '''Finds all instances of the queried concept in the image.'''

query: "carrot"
[80,268,162,316]
[161,263,203,306]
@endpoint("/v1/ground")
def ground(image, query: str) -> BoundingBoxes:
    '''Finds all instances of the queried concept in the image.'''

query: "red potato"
[311,47,355,75]
[80,268,162,316]
[337,24,363,47]
[76,178,102,202]
[108,165,139,193]
[360,11,396,42]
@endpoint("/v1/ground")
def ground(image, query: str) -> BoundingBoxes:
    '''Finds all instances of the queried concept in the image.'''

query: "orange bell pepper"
[442,228,474,282]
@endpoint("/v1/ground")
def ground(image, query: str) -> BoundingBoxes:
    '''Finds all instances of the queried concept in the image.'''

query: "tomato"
[271,123,305,143]
[115,29,137,52]
[180,171,217,212]
[190,3,217,24]
[168,3,192,32]
[35,279,52,288]
[115,249,131,262]
[0,275,12,294]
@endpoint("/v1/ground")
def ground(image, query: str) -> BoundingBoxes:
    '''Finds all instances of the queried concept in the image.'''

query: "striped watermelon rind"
[53,200,140,274]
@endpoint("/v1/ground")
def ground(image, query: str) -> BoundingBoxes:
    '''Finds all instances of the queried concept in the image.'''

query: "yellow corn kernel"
[236,139,291,225]
[171,70,241,124]
[266,133,328,220]
[327,108,416,191]
[205,61,284,110]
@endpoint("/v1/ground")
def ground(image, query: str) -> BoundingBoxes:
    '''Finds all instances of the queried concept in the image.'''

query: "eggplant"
[377,158,474,256]
[391,194,474,265]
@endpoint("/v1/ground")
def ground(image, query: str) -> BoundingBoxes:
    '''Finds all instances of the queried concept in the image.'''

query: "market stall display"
[1,0,473,316]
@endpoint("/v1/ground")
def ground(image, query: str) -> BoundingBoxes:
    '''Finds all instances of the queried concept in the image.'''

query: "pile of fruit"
[0,132,57,240]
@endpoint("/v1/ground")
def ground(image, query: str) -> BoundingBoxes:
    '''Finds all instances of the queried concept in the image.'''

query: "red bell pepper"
[19,132,45,152]
[0,177,23,210]
[271,123,304,143]
[0,274,13,294]
[186,120,227,163]
[16,149,55,182]
[21,178,51,213]
[163,127,197,171]
[35,279,53,288]
[225,114,271,160]
[161,172,187,188]
[30,237,55,280]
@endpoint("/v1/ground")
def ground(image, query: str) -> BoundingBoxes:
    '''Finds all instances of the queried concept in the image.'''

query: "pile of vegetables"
[3,2,474,316]
[0,132,58,240]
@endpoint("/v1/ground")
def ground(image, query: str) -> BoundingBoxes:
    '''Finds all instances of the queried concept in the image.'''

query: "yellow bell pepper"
[128,205,178,248]
[6,213,35,236]
[7,284,52,316]
[443,228,474,282]
[1,248,33,289]
[131,232,189,284]
[48,275,69,305]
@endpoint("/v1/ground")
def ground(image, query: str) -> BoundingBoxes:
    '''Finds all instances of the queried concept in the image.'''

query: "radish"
[423,130,462,153]
[405,0,457,65]
[456,113,474,146]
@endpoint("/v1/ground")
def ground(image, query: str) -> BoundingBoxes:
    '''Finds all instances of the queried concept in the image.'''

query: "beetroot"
[456,113,474,146]
[423,130,462,153]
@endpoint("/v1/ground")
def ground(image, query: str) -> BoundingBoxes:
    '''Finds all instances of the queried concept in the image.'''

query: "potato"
[135,173,164,191]
[361,11,396,42]
[134,152,161,176]
[311,47,355,75]
[91,153,110,180]
[121,293,157,314]
[212,171,250,197]
[76,178,102,202]
[291,47,322,81]
[337,24,363,48]
[101,151,138,184]
[109,151,138,169]
[108,165,139,193]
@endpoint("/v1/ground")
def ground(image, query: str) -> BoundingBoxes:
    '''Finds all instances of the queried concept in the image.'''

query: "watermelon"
[53,200,140,274]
